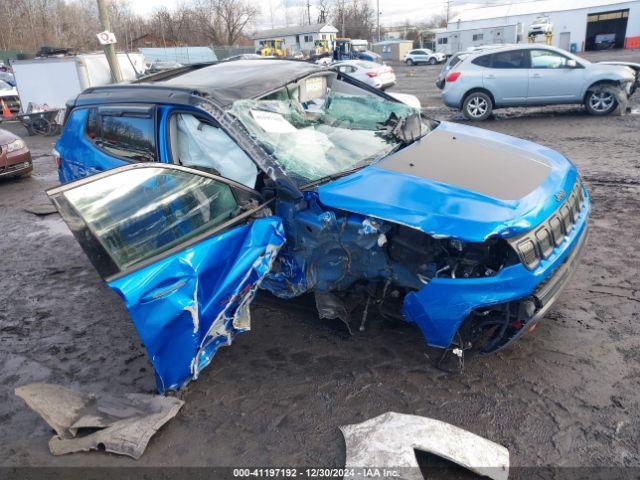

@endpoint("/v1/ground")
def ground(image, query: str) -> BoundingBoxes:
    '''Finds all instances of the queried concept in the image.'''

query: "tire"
[584,88,618,116]
[405,58,414,66]
[428,57,437,65]
[462,92,493,121]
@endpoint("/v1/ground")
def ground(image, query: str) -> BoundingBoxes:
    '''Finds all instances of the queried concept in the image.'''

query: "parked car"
[435,45,515,89]
[528,16,553,36]
[0,128,32,178]
[404,49,445,66]
[333,60,396,89]
[594,33,616,50]
[351,41,384,63]
[0,72,16,87]
[52,59,590,392]
[0,80,20,114]
[147,60,183,73]
[224,53,264,61]
[442,44,636,120]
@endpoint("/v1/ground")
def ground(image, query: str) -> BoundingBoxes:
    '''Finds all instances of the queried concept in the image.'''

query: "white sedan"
[333,60,396,90]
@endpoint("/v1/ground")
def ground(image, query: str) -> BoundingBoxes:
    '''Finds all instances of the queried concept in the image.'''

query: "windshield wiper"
[302,165,369,189]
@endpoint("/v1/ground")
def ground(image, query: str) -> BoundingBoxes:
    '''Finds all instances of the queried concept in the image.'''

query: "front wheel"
[428,57,437,65]
[462,92,493,121]
[405,58,414,66]
[585,89,618,116]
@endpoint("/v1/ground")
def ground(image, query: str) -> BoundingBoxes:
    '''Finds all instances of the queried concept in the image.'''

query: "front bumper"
[402,185,590,351]
[0,149,32,177]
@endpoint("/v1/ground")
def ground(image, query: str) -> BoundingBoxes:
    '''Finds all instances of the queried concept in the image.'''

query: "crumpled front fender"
[402,203,589,349]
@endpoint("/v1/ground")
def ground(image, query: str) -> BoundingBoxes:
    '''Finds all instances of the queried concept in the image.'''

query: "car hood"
[318,121,578,242]
[0,127,19,145]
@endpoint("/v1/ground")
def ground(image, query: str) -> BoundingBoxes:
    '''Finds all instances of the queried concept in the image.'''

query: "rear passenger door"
[480,50,529,105]
[57,104,157,183]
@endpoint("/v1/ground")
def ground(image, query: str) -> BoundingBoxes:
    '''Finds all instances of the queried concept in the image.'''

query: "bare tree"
[331,0,374,40]
[317,0,330,23]
[193,0,258,46]
[0,0,258,53]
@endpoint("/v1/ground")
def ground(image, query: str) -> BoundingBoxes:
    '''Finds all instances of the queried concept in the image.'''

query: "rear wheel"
[428,57,437,65]
[585,89,618,115]
[462,92,493,121]
[405,58,414,66]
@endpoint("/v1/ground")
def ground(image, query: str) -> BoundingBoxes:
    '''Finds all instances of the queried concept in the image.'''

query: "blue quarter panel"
[108,218,285,393]
[56,108,127,183]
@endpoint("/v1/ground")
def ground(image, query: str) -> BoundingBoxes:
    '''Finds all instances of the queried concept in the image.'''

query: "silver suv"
[441,44,637,120]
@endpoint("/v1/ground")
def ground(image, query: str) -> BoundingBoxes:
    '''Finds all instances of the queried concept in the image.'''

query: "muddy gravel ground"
[0,49,639,475]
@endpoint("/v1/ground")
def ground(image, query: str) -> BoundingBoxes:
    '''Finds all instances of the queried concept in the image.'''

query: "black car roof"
[74,59,323,108]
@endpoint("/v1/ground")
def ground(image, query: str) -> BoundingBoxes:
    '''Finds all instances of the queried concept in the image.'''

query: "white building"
[252,23,339,56]
[437,0,640,54]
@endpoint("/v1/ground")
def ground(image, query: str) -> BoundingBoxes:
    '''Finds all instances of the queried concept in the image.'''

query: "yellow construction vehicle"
[258,39,286,58]
[313,39,330,58]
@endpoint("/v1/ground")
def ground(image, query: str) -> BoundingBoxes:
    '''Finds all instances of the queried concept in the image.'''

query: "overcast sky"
[127,0,522,29]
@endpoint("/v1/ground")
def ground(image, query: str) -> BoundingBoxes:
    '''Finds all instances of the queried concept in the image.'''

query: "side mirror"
[566,59,577,68]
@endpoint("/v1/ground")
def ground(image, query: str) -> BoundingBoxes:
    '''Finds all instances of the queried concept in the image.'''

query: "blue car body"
[51,60,590,392]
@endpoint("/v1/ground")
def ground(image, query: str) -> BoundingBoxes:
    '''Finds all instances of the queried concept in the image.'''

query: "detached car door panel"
[48,163,285,392]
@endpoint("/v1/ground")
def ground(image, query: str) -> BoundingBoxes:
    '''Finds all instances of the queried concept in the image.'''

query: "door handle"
[140,277,189,302]
[532,73,542,78]
[486,74,495,79]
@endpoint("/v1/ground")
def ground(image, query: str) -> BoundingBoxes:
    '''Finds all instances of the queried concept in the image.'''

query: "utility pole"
[446,0,450,26]
[307,0,311,25]
[377,0,381,42]
[96,0,122,83]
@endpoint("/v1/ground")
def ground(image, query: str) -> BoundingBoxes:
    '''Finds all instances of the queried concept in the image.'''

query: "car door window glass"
[471,54,492,67]
[173,113,258,188]
[62,167,238,269]
[85,108,156,162]
[491,50,527,68]
[530,50,570,69]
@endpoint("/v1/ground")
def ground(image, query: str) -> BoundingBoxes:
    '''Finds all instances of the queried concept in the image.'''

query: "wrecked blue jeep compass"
[51,59,590,392]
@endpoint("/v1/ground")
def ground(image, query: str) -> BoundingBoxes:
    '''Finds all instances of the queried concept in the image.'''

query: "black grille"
[509,180,587,270]
[535,226,553,258]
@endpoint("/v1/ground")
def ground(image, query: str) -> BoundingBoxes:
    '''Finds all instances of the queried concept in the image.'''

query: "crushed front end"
[403,178,590,354]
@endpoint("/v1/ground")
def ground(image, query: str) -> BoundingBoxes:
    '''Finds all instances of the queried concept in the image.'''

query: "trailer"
[10,52,146,113]
[436,24,520,56]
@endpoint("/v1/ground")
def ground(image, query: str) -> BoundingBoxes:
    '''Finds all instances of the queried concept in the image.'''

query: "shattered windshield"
[229,74,430,186]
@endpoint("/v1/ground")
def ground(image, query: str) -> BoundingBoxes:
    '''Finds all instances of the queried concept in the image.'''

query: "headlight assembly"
[6,139,25,153]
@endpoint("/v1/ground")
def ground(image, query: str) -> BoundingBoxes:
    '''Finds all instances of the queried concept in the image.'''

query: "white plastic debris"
[15,383,184,459]
[341,411,510,480]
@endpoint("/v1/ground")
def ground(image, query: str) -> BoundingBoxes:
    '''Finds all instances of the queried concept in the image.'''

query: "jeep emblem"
[555,190,566,201]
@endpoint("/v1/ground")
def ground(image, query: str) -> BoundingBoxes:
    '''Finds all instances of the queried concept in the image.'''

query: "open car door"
[47,163,285,393]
